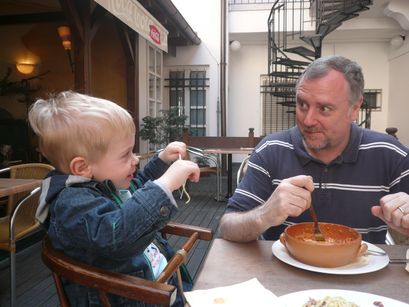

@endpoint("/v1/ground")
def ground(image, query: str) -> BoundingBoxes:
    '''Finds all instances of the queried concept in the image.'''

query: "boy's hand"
[159,141,187,164]
[156,159,200,192]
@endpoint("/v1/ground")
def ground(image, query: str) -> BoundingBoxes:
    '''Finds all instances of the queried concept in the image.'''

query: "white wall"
[228,43,267,137]
[388,41,409,147]
[165,0,221,136]
[322,41,391,133]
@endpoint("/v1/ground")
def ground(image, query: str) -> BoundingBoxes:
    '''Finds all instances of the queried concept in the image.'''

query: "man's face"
[295,70,362,162]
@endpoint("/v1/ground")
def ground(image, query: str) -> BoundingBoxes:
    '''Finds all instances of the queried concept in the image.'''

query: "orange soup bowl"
[279,222,368,268]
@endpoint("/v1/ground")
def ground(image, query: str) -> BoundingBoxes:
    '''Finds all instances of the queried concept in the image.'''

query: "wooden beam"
[0,12,65,25]
[117,21,140,151]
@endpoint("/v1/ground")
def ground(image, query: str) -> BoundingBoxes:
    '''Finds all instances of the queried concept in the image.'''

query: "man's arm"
[220,175,314,242]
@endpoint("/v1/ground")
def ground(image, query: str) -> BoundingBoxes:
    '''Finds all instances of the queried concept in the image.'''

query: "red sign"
[149,25,161,44]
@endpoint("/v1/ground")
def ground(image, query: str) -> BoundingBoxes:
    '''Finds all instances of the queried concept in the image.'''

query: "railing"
[229,0,276,4]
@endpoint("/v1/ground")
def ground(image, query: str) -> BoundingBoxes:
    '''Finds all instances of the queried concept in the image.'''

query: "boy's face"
[89,135,139,189]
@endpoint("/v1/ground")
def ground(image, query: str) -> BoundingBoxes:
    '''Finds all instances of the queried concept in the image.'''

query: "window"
[166,67,209,136]
[148,45,162,116]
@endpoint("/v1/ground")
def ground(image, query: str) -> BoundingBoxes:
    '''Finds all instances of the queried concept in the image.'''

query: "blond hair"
[28,91,135,173]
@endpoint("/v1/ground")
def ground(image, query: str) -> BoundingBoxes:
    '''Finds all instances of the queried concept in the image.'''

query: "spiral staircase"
[266,0,373,123]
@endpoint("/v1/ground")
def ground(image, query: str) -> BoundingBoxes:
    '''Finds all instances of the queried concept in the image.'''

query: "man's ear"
[70,156,92,177]
[351,97,363,121]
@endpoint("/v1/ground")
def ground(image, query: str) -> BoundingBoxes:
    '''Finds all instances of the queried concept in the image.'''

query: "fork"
[309,204,325,241]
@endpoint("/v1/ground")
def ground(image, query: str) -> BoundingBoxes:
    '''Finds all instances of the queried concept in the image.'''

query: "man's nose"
[303,108,318,126]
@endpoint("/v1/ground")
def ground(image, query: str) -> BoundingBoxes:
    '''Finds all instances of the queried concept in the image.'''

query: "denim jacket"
[38,155,189,306]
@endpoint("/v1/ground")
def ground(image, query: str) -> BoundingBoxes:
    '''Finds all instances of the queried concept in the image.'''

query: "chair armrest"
[161,221,213,241]
[42,237,176,306]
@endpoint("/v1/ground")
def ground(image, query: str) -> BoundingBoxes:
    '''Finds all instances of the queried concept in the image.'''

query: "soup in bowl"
[279,222,368,268]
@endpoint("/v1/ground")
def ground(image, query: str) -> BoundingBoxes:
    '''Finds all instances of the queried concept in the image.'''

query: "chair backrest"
[236,155,250,185]
[42,223,212,307]
[7,163,54,214]
[0,187,42,252]
[42,237,176,307]
[10,187,42,243]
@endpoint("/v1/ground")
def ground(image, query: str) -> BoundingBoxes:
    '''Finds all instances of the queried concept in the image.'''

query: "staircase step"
[267,82,296,88]
[271,92,296,98]
[273,58,311,68]
[300,35,322,49]
[270,71,302,78]
[321,2,371,13]
[317,22,342,37]
[277,101,296,107]
[283,46,315,60]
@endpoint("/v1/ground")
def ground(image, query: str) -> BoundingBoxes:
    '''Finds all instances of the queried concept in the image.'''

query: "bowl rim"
[284,222,362,245]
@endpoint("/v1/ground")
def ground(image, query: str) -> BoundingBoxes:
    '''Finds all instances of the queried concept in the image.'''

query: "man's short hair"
[295,55,364,105]
[28,91,135,173]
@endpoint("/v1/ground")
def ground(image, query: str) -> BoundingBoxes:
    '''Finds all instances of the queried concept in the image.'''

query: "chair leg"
[10,250,16,307]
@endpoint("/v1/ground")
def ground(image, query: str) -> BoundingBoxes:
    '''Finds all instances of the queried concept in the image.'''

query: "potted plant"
[140,108,188,149]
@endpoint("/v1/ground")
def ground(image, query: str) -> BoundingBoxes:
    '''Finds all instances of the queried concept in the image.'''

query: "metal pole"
[220,0,227,137]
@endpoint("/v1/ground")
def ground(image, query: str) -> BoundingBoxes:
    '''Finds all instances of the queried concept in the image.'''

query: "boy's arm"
[133,154,169,186]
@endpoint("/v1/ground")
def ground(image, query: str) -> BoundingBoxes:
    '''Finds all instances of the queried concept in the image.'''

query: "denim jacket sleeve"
[49,180,177,260]
[133,154,169,186]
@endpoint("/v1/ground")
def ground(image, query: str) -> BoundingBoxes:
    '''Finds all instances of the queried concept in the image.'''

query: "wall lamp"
[390,34,406,48]
[229,40,241,52]
[57,26,74,72]
[16,62,36,75]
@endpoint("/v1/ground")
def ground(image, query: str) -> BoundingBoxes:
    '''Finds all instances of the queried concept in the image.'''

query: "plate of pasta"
[277,289,409,307]
[272,240,389,274]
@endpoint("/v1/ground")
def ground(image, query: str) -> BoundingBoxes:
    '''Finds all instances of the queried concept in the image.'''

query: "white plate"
[277,289,409,307]
[272,240,389,275]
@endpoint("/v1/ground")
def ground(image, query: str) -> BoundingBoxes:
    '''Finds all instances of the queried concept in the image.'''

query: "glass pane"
[190,109,205,125]
[149,46,154,72]
[149,101,155,116]
[190,127,205,136]
[155,51,161,75]
[170,89,177,107]
[190,90,205,107]
[190,71,205,87]
[149,74,154,99]
[156,77,161,100]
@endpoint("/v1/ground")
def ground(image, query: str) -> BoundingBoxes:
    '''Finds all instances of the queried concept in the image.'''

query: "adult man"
[219,55,409,244]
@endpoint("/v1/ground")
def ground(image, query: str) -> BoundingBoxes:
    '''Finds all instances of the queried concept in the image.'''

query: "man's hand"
[372,192,409,236]
[259,175,315,229]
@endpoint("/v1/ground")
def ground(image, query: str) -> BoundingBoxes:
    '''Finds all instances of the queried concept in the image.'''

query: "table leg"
[226,154,232,199]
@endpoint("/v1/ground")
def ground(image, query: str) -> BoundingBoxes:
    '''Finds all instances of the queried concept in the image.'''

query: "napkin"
[184,278,281,307]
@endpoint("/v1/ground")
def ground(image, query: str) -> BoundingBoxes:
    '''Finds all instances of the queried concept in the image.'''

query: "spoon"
[309,203,325,241]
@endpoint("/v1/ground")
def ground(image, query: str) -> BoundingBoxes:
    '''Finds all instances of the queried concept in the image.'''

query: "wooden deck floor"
[0,172,230,307]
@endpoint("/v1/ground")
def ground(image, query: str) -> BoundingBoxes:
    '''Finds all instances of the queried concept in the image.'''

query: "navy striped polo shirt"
[227,124,409,244]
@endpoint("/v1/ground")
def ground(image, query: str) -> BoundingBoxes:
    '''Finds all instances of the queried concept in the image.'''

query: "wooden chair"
[186,146,221,196]
[0,187,42,307]
[236,155,250,186]
[0,163,54,215]
[42,222,213,307]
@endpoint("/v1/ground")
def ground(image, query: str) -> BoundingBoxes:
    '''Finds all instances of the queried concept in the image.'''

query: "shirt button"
[160,206,170,216]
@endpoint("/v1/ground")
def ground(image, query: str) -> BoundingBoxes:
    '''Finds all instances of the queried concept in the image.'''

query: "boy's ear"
[70,156,92,177]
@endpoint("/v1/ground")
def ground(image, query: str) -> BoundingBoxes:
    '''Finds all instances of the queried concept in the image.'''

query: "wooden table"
[0,178,41,198]
[203,148,253,199]
[194,239,409,303]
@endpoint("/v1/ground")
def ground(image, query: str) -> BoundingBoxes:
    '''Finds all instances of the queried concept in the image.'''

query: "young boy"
[28,91,200,306]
